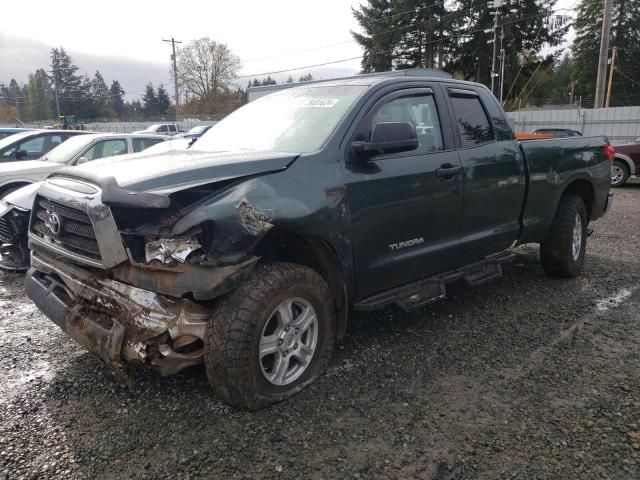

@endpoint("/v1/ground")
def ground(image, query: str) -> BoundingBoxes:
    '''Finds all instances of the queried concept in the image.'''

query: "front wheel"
[204,263,336,410]
[540,194,587,278]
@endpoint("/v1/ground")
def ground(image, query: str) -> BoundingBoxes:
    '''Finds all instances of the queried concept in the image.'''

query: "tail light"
[604,144,616,162]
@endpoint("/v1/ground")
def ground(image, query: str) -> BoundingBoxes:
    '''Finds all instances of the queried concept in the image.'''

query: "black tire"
[204,263,336,411]
[540,194,587,278]
[610,160,629,188]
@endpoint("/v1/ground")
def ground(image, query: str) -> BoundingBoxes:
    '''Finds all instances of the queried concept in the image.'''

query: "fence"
[0,119,218,134]
[505,106,640,145]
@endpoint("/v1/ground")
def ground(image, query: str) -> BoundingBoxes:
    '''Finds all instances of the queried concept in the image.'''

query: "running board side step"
[354,251,515,312]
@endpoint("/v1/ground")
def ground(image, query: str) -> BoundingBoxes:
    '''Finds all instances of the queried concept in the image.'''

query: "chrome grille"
[31,196,101,260]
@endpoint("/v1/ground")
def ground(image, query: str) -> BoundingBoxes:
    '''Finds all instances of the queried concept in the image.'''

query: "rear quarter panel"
[519,136,611,243]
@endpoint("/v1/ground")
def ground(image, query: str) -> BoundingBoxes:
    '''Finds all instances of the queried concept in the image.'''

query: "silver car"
[0,133,166,198]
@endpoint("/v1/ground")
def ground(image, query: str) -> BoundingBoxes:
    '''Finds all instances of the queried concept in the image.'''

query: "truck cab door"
[343,87,463,300]
[446,87,526,263]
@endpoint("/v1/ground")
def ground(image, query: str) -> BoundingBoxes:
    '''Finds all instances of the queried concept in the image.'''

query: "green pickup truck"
[25,69,613,410]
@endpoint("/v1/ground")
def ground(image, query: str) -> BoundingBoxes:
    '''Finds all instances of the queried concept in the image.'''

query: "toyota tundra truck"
[24,69,614,410]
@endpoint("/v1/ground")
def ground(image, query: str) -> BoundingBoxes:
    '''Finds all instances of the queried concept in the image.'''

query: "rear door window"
[132,137,164,152]
[83,139,127,161]
[449,94,495,148]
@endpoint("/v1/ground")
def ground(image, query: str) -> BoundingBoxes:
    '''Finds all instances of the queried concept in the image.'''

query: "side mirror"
[76,156,89,165]
[15,149,28,160]
[351,122,419,161]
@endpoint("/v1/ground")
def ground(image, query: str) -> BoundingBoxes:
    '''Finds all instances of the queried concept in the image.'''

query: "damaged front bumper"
[25,251,213,379]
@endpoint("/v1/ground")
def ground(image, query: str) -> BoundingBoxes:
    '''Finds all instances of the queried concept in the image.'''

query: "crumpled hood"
[51,148,299,195]
[0,160,60,179]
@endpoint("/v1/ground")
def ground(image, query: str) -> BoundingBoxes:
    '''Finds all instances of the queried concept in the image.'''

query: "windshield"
[195,84,367,153]
[189,126,209,134]
[41,135,94,164]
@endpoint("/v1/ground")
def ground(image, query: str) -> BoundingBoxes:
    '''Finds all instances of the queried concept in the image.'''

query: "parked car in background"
[0,130,89,163]
[533,128,583,138]
[0,133,166,270]
[610,137,640,187]
[177,125,213,139]
[0,133,166,197]
[0,128,34,140]
[132,123,183,136]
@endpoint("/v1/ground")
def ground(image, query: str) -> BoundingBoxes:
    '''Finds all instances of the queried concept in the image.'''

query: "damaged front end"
[26,252,211,377]
[25,175,277,378]
[0,201,30,271]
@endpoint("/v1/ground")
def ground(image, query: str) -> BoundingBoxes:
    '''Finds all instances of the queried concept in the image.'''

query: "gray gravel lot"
[1,184,639,480]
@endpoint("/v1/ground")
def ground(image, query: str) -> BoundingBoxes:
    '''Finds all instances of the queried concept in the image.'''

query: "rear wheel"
[540,194,587,278]
[204,263,336,410]
[610,160,629,187]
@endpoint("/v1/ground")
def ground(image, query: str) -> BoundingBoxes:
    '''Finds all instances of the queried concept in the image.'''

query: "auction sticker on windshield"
[299,98,339,108]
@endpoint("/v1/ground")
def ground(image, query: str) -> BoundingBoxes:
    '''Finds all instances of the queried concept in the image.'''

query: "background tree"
[142,83,158,117]
[156,84,172,115]
[352,0,404,72]
[27,70,50,121]
[90,70,111,118]
[49,47,83,117]
[298,73,314,82]
[176,38,241,109]
[572,0,640,107]
[109,80,125,119]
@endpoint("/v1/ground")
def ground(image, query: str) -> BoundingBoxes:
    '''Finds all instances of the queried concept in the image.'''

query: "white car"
[132,124,183,136]
[0,133,166,198]
[0,136,190,270]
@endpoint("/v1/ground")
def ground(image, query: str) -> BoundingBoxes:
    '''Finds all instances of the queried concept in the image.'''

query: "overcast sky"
[0,0,577,99]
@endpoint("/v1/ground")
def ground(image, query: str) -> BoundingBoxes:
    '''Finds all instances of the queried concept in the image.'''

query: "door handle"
[436,164,462,177]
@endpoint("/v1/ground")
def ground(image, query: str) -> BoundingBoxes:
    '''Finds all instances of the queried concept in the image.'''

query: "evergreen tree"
[285,76,294,83]
[27,71,49,121]
[90,70,111,118]
[352,0,403,72]
[156,84,172,115]
[261,76,277,86]
[572,0,640,107]
[299,73,314,82]
[109,80,126,119]
[49,47,82,117]
[142,83,158,117]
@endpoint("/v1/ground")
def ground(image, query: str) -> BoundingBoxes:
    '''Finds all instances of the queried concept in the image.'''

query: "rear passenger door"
[446,87,526,263]
[345,87,463,299]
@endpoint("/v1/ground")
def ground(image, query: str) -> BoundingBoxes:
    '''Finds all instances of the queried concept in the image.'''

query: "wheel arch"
[614,153,635,175]
[255,229,349,339]
[562,178,595,221]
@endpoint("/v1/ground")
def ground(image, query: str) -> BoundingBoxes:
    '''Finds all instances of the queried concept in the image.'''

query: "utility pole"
[594,0,613,108]
[569,80,576,105]
[488,0,504,97]
[605,46,617,108]
[163,37,182,122]
[53,75,61,118]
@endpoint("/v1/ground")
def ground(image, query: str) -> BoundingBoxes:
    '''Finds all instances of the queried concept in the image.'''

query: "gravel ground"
[1,184,639,480]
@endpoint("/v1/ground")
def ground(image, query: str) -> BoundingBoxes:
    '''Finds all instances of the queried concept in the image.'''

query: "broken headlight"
[144,237,203,265]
